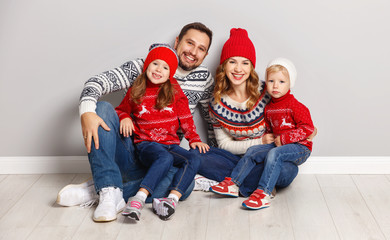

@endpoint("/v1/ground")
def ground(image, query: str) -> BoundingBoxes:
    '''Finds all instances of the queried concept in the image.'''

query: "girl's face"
[224,57,252,88]
[266,70,290,98]
[146,59,170,84]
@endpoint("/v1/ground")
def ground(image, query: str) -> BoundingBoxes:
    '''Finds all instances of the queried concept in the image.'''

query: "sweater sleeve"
[79,58,144,116]
[114,89,133,121]
[280,102,315,145]
[197,72,217,147]
[176,87,202,145]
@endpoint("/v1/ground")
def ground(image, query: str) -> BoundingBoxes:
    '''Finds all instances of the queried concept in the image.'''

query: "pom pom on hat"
[143,43,179,81]
[266,58,297,88]
[220,28,256,67]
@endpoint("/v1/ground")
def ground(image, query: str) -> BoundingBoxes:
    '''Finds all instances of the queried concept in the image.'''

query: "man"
[57,22,215,222]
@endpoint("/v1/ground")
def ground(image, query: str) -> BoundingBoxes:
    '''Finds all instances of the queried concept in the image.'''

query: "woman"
[192,28,314,197]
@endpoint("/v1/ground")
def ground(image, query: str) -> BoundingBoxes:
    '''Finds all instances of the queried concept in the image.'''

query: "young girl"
[115,43,209,221]
[210,57,315,210]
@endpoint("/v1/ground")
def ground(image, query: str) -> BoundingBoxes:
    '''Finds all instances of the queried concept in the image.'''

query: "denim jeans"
[136,141,200,196]
[256,143,311,195]
[88,101,194,202]
[192,146,299,197]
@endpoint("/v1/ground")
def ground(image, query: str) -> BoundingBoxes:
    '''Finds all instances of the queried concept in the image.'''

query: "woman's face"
[224,57,252,88]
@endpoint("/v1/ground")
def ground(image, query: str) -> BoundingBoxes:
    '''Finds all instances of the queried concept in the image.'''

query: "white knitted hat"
[266,58,297,88]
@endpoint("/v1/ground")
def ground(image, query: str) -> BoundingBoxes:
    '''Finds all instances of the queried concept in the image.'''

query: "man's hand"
[190,142,210,153]
[81,112,111,153]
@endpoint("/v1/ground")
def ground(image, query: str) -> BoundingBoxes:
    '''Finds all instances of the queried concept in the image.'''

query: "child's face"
[224,57,252,88]
[146,59,170,85]
[266,70,290,98]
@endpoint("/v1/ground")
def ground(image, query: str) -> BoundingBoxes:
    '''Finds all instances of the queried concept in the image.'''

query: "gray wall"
[1,0,389,157]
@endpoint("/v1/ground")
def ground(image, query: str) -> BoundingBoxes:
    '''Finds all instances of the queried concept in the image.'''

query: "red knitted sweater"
[264,91,314,151]
[115,80,201,145]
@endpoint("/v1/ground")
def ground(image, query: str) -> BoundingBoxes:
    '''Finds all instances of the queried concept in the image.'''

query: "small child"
[210,58,314,210]
[115,43,209,220]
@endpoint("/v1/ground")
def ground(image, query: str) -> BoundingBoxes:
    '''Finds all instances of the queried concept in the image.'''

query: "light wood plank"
[161,191,210,240]
[0,174,40,219]
[116,203,165,240]
[0,174,75,239]
[352,175,390,239]
[248,187,295,240]
[0,174,7,183]
[27,174,93,240]
[317,174,385,240]
[287,174,340,240]
[205,192,250,240]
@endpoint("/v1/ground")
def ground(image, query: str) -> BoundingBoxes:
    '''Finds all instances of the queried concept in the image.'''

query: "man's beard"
[178,61,197,71]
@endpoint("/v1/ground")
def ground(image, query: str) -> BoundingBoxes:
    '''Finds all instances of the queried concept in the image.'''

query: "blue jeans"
[88,101,194,202]
[137,141,200,196]
[193,146,299,197]
[231,143,311,195]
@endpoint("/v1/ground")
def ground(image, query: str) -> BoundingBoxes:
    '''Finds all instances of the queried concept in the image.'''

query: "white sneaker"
[93,187,126,222]
[56,179,98,207]
[193,174,219,192]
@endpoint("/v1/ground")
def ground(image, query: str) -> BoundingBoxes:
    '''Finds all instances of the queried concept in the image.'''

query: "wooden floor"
[0,174,389,240]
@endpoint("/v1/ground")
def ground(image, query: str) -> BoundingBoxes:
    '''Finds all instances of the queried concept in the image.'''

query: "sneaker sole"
[209,188,239,198]
[242,202,270,210]
[159,202,175,221]
[127,212,140,221]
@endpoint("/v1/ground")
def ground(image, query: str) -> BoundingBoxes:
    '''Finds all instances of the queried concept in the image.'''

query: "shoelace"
[80,199,97,208]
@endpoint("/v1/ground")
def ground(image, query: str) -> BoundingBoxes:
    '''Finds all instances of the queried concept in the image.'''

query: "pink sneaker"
[209,177,239,197]
[242,189,271,210]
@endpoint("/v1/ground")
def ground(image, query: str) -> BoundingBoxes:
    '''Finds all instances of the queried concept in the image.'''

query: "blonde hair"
[131,72,175,110]
[266,65,290,81]
[213,59,260,109]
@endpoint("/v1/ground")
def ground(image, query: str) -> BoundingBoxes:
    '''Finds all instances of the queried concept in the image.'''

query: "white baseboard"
[0,156,389,174]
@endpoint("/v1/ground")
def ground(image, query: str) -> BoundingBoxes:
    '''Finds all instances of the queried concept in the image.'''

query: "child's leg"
[152,145,199,221]
[122,188,149,221]
[136,142,174,195]
[230,143,276,186]
[258,144,311,195]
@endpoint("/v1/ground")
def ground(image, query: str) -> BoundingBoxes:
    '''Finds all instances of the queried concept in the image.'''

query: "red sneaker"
[209,177,239,197]
[242,189,271,210]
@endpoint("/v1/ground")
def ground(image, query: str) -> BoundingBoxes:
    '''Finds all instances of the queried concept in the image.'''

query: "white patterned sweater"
[79,59,216,146]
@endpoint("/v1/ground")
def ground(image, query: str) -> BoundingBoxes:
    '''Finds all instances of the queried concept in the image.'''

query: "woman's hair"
[265,65,290,81]
[131,72,175,110]
[213,59,260,109]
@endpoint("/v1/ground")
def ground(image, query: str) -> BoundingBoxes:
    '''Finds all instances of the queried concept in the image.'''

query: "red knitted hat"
[220,28,256,67]
[143,43,179,81]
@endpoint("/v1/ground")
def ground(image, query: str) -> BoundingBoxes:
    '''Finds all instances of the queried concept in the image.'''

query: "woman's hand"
[262,134,275,144]
[190,142,210,153]
[120,118,134,137]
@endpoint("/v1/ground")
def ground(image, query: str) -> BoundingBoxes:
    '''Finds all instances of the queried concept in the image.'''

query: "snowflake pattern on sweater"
[79,58,215,146]
[115,81,201,146]
[264,91,314,151]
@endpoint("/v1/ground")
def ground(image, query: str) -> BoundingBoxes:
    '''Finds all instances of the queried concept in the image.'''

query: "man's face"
[174,29,210,71]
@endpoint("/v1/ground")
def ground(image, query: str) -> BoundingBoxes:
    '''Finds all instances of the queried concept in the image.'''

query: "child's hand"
[275,136,282,147]
[190,142,210,153]
[307,127,318,142]
[262,134,275,144]
[120,118,134,137]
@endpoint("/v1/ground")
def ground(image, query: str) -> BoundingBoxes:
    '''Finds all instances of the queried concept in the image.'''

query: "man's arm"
[197,71,217,147]
[80,59,144,153]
